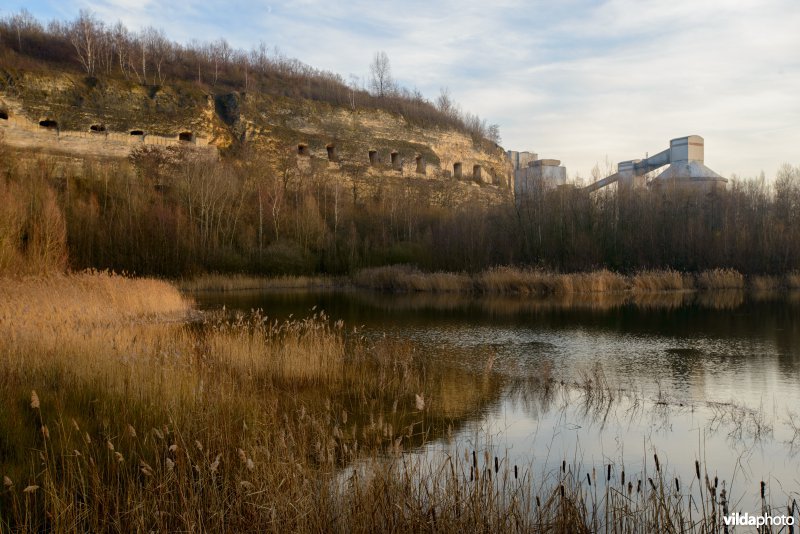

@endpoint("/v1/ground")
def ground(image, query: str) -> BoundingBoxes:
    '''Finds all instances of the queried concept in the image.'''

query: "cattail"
[23,485,39,494]
[514,465,518,480]
[587,473,592,486]
[714,476,718,489]
[607,464,611,482]
[675,478,680,492]
[40,425,49,439]
[649,478,656,491]
[761,481,766,499]
[472,451,477,470]
[628,481,633,495]
[560,484,565,498]
[139,460,153,477]
[562,460,566,473]
[621,470,625,486]
[494,457,499,474]
[3,476,12,488]
[695,460,701,479]
[637,480,641,493]
[30,391,40,409]
[654,453,660,472]
[536,495,541,507]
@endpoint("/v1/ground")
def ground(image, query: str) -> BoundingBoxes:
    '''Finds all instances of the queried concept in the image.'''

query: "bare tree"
[369,51,394,98]
[487,124,501,145]
[5,9,39,52]
[142,27,170,84]
[210,39,232,86]
[70,10,101,76]
[436,87,455,117]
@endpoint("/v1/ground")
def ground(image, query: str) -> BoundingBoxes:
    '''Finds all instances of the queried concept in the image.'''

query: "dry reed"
[694,268,745,290]
[2,272,794,532]
[180,273,337,292]
[749,275,781,291]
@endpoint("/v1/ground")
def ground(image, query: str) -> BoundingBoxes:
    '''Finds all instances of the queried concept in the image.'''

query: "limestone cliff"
[0,70,512,196]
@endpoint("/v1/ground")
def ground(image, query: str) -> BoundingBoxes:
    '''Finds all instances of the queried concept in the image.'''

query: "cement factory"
[510,135,728,195]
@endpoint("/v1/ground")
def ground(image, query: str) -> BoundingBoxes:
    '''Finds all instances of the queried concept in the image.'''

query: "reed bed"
[353,265,785,296]
[749,275,781,292]
[694,268,746,290]
[2,273,796,532]
[632,269,694,292]
[180,273,337,292]
[186,266,800,296]
[353,265,472,292]
[786,272,800,290]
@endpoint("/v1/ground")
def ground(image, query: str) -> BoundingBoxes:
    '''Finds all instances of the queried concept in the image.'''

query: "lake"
[195,289,800,511]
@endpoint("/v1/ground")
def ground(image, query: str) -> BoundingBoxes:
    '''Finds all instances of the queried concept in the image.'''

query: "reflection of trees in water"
[350,288,761,315]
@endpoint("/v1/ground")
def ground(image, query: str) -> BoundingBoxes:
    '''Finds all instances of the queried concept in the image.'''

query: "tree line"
[1,138,798,277]
[0,10,499,145]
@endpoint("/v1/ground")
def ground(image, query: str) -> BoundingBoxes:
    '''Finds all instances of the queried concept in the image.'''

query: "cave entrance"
[415,155,425,174]
[179,131,194,142]
[90,124,106,132]
[297,144,309,156]
[39,120,58,129]
[130,130,145,136]
[453,162,462,179]
[326,144,336,161]
[473,164,482,181]
[0,110,8,121]
[369,150,378,166]
[390,151,400,170]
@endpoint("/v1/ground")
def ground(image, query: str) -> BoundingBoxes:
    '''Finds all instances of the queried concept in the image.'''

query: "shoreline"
[179,266,800,295]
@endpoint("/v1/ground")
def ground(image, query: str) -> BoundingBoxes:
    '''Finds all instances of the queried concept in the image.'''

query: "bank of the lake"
[181,266,800,296]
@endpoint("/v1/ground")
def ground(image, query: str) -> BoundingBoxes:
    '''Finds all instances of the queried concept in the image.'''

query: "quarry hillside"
[0,67,513,207]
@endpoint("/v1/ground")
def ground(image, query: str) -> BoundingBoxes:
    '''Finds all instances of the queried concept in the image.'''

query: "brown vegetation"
[4,146,800,279]
[179,273,337,292]
[351,265,797,295]
[2,274,794,532]
[0,273,503,531]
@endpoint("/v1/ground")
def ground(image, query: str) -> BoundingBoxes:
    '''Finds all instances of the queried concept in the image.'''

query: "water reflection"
[195,288,800,510]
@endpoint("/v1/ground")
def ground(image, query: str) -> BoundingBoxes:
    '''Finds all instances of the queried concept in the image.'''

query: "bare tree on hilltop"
[369,51,395,98]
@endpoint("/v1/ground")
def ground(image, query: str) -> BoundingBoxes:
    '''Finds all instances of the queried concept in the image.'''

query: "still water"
[195,289,800,508]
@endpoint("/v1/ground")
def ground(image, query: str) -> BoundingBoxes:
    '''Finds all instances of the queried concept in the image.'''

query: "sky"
[3,0,799,180]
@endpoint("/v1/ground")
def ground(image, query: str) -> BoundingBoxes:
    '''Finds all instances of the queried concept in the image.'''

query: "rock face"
[0,72,513,190]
